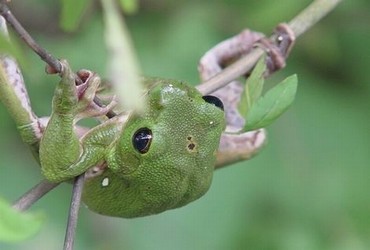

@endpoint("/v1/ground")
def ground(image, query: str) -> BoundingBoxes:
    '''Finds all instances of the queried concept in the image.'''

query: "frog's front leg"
[198,29,267,169]
[39,60,116,182]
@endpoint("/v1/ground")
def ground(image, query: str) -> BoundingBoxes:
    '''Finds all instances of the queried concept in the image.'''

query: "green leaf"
[0,197,45,243]
[238,56,266,117]
[60,0,91,32]
[244,74,298,131]
[119,0,139,14]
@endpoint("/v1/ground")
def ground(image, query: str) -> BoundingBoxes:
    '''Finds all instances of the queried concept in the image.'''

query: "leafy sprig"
[239,57,298,132]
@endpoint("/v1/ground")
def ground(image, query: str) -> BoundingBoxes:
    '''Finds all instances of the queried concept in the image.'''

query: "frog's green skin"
[39,61,225,218]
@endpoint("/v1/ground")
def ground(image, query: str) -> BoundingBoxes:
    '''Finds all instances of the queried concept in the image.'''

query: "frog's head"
[100,78,225,217]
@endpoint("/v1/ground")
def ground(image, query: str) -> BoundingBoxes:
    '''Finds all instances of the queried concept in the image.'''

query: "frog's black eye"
[202,95,224,111]
[132,128,153,154]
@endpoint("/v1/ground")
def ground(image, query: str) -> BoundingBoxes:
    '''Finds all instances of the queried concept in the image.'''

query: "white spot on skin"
[102,177,109,187]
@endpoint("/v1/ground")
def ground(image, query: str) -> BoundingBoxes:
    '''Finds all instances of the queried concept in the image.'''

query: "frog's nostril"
[202,95,224,111]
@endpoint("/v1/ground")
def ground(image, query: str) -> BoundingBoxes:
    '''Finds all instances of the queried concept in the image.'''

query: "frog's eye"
[202,95,224,111]
[132,128,153,154]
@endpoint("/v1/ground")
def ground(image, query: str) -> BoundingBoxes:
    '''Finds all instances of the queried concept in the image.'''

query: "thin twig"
[288,0,342,38]
[64,174,85,250]
[0,0,117,118]
[197,0,342,95]
[0,0,113,216]
[0,1,62,72]
[12,180,59,211]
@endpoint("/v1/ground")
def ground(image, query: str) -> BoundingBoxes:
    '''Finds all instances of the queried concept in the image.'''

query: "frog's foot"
[215,129,266,169]
[75,69,117,119]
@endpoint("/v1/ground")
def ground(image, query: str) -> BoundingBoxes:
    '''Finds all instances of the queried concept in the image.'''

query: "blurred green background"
[1,0,370,249]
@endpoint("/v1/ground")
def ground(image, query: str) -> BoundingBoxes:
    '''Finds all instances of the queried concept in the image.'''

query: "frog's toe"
[76,95,118,119]
[76,69,100,104]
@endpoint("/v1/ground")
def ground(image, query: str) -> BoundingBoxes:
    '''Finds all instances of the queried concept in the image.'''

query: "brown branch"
[288,0,342,38]
[63,174,85,250]
[0,1,62,72]
[12,180,59,211]
[197,0,343,95]
[0,0,117,119]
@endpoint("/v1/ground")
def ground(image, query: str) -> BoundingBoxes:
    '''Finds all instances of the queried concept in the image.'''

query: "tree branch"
[0,0,117,118]
[63,174,85,250]
[289,0,342,38]
[12,175,85,250]
[0,1,62,72]
[197,0,342,95]
[12,180,59,211]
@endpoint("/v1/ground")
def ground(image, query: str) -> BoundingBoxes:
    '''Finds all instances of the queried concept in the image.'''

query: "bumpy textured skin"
[39,63,225,218]
[84,79,225,217]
